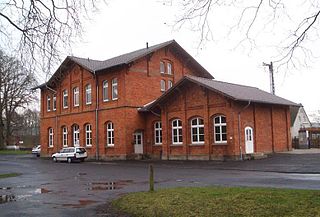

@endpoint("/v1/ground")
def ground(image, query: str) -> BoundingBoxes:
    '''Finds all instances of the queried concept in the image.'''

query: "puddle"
[286,173,320,181]
[0,195,15,204]
[0,187,11,190]
[87,180,133,191]
[62,199,97,208]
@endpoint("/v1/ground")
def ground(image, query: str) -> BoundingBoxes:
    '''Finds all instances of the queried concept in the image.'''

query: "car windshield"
[76,148,86,153]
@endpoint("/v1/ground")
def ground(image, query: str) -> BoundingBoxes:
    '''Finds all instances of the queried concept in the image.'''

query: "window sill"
[86,103,92,105]
[85,145,92,148]
[212,143,228,146]
[48,146,53,149]
[153,144,162,146]
[74,105,79,107]
[103,99,109,102]
[161,73,174,77]
[170,144,183,147]
[106,145,114,148]
[189,143,205,146]
[112,98,118,101]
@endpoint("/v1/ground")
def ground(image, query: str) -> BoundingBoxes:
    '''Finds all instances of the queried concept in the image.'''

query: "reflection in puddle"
[34,188,51,194]
[87,180,133,191]
[63,199,97,208]
[0,195,16,204]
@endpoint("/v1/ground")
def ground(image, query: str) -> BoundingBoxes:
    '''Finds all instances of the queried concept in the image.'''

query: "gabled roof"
[37,40,213,89]
[140,75,299,112]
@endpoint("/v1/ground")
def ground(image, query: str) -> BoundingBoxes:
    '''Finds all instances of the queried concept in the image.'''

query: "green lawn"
[0,149,31,155]
[112,186,320,217]
[0,173,21,179]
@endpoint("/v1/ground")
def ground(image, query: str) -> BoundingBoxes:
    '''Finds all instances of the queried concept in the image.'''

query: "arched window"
[214,115,227,143]
[62,126,68,147]
[103,80,109,101]
[172,119,182,144]
[160,80,166,92]
[47,95,51,111]
[85,84,92,105]
[112,78,118,100]
[191,118,204,144]
[154,121,162,145]
[168,80,173,89]
[73,87,79,107]
[73,124,80,146]
[48,128,54,147]
[63,89,68,108]
[85,124,92,146]
[160,61,165,73]
[106,122,114,147]
[167,62,172,74]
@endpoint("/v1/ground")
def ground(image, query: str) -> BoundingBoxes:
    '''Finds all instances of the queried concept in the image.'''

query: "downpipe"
[238,101,251,161]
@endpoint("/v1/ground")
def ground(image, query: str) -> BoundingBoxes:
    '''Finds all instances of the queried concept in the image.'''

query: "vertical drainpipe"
[238,101,251,160]
[95,71,99,160]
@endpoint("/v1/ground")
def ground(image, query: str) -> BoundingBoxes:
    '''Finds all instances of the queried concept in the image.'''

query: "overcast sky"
[68,0,320,118]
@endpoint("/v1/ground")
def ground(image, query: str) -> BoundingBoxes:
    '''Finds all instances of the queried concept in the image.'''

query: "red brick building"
[36,40,297,160]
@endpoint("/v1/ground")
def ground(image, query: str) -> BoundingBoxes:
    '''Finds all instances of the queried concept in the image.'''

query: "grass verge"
[112,186,320,217]
[0,173,21,179]
[0,149,31,155]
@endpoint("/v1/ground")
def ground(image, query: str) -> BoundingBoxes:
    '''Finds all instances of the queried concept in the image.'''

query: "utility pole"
[263,61,275,95]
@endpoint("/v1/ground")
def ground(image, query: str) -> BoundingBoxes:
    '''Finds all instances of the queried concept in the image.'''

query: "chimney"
[146,42,149,49]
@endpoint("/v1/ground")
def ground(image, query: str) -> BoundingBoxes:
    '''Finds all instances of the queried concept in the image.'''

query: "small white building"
[291,104,311,139]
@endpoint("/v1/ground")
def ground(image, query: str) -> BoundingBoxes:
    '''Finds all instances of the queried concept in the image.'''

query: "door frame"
[245,126,254,154]
[134,131,143,154]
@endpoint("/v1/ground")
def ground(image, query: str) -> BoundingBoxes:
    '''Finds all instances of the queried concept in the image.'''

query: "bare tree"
[0,0,102,77]
[174,0,320,70]
[0,50,36,147]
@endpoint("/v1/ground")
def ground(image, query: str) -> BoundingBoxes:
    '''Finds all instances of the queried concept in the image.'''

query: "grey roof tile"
[185,75,298,106]
[140,75,299,112]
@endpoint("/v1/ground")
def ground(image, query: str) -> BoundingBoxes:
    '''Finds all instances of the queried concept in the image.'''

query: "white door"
[245,127,254,154]
[134,132,143,154]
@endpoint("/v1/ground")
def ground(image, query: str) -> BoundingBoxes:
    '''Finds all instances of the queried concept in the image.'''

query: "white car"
[32,145,41,157]
[52,147,87,163]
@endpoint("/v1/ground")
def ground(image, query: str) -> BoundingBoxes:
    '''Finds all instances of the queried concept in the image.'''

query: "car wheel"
[53,157,57,162]
[37,154,40,157]
[67,158,72,163]
[80,158,85,162]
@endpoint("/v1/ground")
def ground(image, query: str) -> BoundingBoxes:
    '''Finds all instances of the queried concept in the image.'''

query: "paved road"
[1,153,320,217]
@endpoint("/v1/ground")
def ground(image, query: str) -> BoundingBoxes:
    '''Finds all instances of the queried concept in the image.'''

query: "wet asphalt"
[1,153,320,217]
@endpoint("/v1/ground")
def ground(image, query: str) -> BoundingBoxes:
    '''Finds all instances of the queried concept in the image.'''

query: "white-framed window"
[62,126,68,147]
[85,84,92,105]
[154,121,162,145]
[47,95,51,111]
[167,62,172,74]
[103,80,109,102]
[63,89,68,108]
[168,80,173,89]
[191,118,205,144]
[214,115,227,143]
[73,87,79,107]
[106,122,114,147]
[112,78,118,100]
[85,124,92,146]
[160,80,166,92]
[53,95,56,111]
[48,128,53,147]
[160,61,165,73]
[172,119,183,144]
[73,124,80,146]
